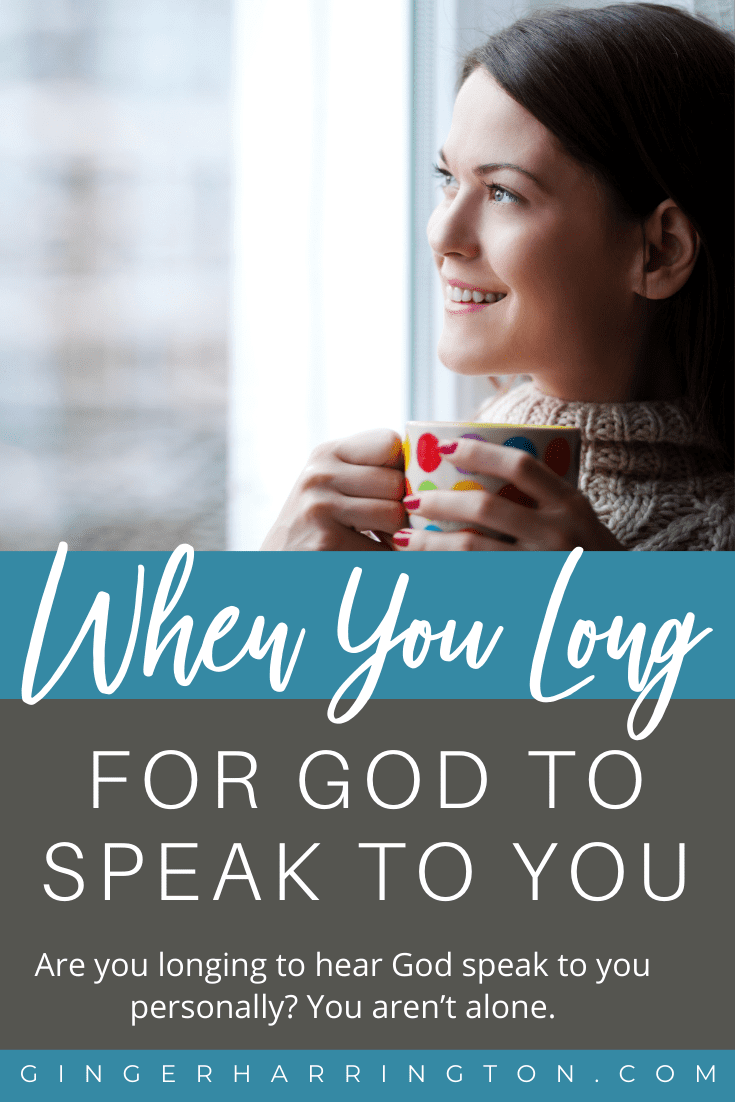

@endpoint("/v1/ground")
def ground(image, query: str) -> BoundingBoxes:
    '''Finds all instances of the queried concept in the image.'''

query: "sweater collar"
[481,381,716,449]
[478,381,728,483]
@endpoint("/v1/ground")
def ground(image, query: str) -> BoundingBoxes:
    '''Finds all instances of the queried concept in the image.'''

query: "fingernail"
[404,497,420,510]
[393,535,410,547]
[438,441,458,454]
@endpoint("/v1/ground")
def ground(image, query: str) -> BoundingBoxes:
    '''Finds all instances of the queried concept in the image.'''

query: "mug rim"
[406,420,579,432]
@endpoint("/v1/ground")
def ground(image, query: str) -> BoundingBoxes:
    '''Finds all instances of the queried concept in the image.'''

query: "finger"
[335,462,406,501]
[332,496,406,534]
[334,429,404,469]
[264,517,391,552]
[339,529,395,551]
[300,451,405,500]
[439,438,577,504]
[370,530,400,549]
[391,527,517,552]
[405,489,546,543]
[321,527,396,551]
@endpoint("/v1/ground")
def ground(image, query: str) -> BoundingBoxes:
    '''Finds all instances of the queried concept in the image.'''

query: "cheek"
[495,216,613,311]
[482,216,560,288]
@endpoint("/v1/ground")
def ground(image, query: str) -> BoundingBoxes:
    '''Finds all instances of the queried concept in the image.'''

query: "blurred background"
[0,0,731,550]
[0,0,230,550]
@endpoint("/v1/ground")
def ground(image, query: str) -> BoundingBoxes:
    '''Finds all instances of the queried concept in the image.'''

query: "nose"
[426,190,481,260]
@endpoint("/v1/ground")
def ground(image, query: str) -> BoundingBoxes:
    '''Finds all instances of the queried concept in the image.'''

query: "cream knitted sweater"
[477,382,735,551]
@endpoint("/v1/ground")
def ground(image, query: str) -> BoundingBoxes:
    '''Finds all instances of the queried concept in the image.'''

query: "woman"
[262,4,734,552]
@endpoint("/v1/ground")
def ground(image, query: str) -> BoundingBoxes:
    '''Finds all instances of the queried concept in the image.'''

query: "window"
[228,0,411,548]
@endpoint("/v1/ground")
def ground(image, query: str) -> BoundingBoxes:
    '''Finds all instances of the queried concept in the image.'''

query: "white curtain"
[229,0,411,549]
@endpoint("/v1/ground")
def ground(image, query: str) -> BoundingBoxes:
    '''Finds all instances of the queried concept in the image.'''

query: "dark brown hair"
[461,4,734,463]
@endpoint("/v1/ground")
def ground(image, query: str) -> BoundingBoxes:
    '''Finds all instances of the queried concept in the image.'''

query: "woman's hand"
[394,437,623,551]
[261,429,406,550]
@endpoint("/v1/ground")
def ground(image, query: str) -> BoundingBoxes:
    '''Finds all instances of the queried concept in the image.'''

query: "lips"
[447,279,495,292]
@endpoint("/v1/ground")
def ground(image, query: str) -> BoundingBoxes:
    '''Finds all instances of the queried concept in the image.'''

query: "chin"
[437,336,504,378]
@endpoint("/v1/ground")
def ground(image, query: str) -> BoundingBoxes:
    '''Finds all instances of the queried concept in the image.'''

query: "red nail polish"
[393,535,410,547]
[404,497,420,510]
[438,441,459,454]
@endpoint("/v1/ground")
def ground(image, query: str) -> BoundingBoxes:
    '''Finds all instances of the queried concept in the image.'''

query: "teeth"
[446,285,507,304]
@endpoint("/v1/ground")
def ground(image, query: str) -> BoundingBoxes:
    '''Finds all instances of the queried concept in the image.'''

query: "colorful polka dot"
[452,479,484,492]
[456,432,487,474]
[418,480,437,491]
[402,436,411,472]
[417,432,441,472]
[498,483,536,509]
[543,436,571,476]
[425,524,442,531]
[404,477,413,496]
[503,435,537,457]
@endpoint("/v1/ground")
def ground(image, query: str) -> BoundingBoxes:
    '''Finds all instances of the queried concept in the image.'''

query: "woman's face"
[427,68,645,401]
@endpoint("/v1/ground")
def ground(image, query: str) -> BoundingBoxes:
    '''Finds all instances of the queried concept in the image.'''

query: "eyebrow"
[438,148,542,187]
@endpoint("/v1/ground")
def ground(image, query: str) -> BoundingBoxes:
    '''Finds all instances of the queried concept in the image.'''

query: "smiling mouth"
[445,284,507,305]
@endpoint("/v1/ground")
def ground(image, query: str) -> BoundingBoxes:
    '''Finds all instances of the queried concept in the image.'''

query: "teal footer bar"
[1,1051,730,1099]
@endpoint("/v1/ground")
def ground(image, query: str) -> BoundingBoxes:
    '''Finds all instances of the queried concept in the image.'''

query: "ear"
[637,199,700,300]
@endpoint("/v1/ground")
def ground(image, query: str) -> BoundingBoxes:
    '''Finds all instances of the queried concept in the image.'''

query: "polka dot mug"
[403,421,581,534]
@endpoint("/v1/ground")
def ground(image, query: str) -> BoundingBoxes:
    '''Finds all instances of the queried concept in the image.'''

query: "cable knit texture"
[477,382,735,551]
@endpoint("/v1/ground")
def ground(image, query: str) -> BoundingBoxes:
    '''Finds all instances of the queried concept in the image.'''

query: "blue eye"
[487,184,519,204]
[432,163,457,191]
